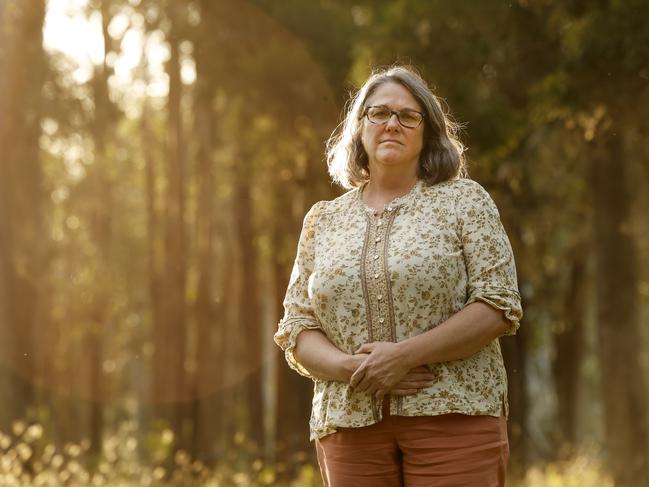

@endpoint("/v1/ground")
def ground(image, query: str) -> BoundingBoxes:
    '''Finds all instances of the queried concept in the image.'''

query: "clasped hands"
[348,341,435,402]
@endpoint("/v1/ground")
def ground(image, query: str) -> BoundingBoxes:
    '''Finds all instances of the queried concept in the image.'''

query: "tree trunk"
[142,97,163,456]
[232,145,264,450]
[500,329,528,470]
[552,242,587,456]
[82,0,118,460]
[592,128,649,486]
[499,185,531,473]
[190,0,222,460]
[273,185,313,473]
[0,0,47,431]
[153,4,187,446]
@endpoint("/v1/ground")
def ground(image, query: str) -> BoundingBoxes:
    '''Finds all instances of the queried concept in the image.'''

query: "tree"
[0,0,48,431]
[538,1,649,483]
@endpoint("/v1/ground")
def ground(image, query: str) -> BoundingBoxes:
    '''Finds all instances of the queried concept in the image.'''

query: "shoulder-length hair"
[326,65,467,189]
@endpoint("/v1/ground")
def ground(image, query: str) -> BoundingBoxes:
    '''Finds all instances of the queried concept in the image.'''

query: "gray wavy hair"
[326,65,467,189]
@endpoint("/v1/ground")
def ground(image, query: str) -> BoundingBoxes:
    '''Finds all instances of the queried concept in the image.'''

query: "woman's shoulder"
[422,176,488,196]
[418,178,501,222]
[422,177,495,207]
[307,188,359,217]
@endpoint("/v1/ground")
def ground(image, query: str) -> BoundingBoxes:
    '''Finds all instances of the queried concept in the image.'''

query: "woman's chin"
[374,155,413,168]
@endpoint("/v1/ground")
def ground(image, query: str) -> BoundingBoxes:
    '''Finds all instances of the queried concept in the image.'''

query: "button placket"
[361,207,399,346]
[373,211,392,342]
[359,205,404,419]
[358,185,420,419]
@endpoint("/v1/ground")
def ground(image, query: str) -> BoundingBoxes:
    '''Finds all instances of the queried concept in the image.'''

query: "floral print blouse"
[274,177,523,441]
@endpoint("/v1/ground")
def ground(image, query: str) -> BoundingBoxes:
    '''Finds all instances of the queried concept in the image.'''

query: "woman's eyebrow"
[371,103,421,112]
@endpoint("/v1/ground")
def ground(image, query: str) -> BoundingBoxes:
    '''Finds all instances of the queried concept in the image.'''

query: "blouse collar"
[357,178,423,215]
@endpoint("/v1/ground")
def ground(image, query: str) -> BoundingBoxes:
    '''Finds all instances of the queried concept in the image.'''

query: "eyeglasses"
[363,105,425,129]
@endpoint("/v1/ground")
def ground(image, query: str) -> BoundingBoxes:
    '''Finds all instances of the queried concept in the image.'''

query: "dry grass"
[1,420,614,486]
[516,455,614,487]
[0,420,320,487]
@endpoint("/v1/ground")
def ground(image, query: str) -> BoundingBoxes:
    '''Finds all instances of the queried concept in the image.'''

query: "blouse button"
[377,220,383,227]
[375,236,381,243]
[373,254,379,260]
[377,295,383,301]
[379,318,385,324]
[374,273,379,279]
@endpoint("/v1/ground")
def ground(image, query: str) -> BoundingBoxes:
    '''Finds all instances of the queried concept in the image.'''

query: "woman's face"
[360,81,425,172]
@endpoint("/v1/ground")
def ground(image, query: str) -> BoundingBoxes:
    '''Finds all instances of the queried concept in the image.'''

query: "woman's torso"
[306,178,512,440]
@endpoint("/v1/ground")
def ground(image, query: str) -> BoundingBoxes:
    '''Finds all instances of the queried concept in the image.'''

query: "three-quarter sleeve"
[273,202,323,377]
[455,181,523,335]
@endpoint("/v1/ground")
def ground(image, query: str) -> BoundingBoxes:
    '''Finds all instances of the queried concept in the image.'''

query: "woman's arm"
[398,301,509,367]
[294,329,361,382]
[295,329,437,392]
[350,302,510,399]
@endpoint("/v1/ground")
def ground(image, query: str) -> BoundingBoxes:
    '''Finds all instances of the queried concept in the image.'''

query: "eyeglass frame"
[362,105,426,129]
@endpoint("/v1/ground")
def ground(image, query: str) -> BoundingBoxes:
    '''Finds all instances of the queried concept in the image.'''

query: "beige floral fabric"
[274,177,523,441]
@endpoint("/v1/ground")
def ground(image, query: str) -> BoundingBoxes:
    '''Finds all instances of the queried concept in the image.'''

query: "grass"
[518,455,614,487]
[0,420,614,486]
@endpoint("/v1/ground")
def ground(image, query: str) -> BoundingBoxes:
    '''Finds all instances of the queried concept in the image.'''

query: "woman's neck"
[362,166,419,213]
[364,164,418,199]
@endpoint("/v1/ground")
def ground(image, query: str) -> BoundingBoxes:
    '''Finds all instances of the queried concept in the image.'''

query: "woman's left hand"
[349,342,412,401]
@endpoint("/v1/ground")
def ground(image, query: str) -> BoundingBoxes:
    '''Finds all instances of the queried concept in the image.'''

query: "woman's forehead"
[366,81,422,111]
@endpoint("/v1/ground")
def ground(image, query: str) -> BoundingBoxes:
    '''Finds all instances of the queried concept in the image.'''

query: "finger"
[397,374,436,383]
[355,381,368,393]
[409,366,431,373]
[350,368,365,389]
[401,373,436,381]
[398,377,436,385]
[354,376,371,393]
[365,381,381,396]
[395,380,433,389]
[354,343,374,354]
[407,369,435,377]
[389,388,418,396]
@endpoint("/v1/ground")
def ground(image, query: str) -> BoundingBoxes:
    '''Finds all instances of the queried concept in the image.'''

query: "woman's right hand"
[345,355,434,395]
[388,366,436,396]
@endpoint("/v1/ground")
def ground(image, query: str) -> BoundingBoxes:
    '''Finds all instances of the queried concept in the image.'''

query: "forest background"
[1,0,649,486]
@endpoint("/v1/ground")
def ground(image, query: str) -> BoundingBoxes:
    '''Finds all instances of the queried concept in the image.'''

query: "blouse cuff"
[466,286,522,336]
[274,318,323,378]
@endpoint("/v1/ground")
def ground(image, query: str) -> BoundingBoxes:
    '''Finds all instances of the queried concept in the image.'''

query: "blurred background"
[1,0,648,486]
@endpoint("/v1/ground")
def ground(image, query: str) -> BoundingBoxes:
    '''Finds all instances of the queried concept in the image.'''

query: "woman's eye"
[401,113,417,123]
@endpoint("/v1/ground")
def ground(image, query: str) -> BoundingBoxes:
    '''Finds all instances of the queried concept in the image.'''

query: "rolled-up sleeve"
[456,181,523,335]
[273,202,323,377]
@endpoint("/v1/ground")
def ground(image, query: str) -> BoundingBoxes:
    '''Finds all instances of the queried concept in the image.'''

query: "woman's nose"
[385,113,400,130]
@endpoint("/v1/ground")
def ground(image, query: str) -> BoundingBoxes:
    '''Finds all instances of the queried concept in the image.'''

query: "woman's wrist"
[396,339,421,370]
[340,353,365,383]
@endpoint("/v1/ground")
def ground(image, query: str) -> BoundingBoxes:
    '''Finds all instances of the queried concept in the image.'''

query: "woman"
[274,65,522,487]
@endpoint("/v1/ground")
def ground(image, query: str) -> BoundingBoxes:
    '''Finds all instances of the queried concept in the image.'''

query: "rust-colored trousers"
[315,399,509,487]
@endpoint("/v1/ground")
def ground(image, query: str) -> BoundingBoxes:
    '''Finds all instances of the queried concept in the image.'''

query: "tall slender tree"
[0,0,48,431]
[152,0,189,443]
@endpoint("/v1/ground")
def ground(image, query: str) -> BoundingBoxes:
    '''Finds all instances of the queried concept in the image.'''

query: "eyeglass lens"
[366,106,423,128]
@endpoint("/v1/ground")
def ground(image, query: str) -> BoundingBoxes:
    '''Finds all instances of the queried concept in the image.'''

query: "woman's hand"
[346,351,434,396]
[389,366,436,396]
[350,341,426,402]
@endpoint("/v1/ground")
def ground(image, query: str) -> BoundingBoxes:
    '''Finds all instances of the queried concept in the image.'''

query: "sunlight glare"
[44,0,173,111]
[44,0,104,83]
